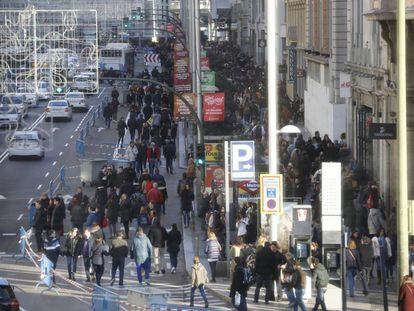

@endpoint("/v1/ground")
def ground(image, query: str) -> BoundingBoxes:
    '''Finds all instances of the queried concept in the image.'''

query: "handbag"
[234,292,241,307]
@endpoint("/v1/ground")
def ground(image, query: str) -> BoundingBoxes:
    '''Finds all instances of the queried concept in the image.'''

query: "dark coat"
[95,187,108,209]
[119,201,131,222]
[106,199,119,223]
[65,234,83,257]
[117,120,127,134]
[273,251,287,281]
[33,207,47,230]
[163,142,176,159]
[110,237,129,260]
[148,224,167,248]
[255,246,276,276]
[167,229,182,253]
[50,203,66,231]
[70,204,85,226]
[230,265,249,297]
[180,189,194,211]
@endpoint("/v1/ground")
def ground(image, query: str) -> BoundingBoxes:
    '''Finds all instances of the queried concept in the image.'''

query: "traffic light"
[123,17,130,29]
[196,144,205,166]
[111,26,118,39]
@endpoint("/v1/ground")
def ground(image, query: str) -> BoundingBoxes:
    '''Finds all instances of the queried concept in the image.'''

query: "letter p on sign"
[230,141,255,181]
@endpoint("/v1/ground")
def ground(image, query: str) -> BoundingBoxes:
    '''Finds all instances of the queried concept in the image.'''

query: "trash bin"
[127,286,169,307]
[80,158,107,184]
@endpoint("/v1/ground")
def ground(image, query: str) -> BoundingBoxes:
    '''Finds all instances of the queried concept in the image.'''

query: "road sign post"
[230,141,255,181]
[260,174,283,215]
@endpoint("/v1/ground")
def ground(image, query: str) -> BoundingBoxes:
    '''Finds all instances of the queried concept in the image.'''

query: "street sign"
[144,54,161,63]
[369,123,397,140]
[230,141,255,181]
[260,174,283,214]
[258,39,266,48]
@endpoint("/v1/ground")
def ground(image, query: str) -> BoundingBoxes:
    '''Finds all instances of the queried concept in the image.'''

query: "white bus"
[99,43,135,77]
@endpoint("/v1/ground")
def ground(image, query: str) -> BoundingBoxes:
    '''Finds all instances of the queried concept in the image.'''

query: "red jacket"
[399,282,414,310]
[147,188,164,204]
[146,147,161,161]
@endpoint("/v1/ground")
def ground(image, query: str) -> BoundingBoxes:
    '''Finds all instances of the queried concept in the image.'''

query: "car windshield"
[0,106,18,114]
[49,101,67,107]
[13,133,38,140]
[1,96,23,105]
[66,93,83,98]
[0,285,16,299]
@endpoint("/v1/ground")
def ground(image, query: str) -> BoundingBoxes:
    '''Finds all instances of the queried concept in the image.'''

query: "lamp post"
[266,0,279,242]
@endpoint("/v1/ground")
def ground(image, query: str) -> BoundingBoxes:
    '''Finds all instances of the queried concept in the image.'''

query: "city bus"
[99,43,134,77]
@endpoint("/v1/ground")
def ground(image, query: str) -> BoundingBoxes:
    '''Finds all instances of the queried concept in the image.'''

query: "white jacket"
[126,145,138,162]
[371,236,392,258]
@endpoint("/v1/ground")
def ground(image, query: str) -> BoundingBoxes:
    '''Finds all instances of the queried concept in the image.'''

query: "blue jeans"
[286,288,296,304]
[312,288,327,311]
[136,258,151,284]
[190,285,208,307]
[293,288,307,311]
[169,251,178,269]
[183,210,191,226]
[66,255,78,275]
[347,267,356,296]
[149,158,158,174]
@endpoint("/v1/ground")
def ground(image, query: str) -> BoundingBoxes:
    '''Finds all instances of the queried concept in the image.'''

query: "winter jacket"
[191,263,209,287]
[273,251,287,281]
[110,237,129,260]
[346,248,361,270]
[50,203,66,231]
[146,146,161,161]
[65,234,83,257]
[291,268,307,290]
[368,208,387,235]
[230,265,249,297]
[126,145,138,162]
[205,238,221,262]
[33,207,47,230]
[180,189,194,211]
[44,238,61,264]
[86,212,99,228]
[167,229,182,253]
[91,241,109,265]
[106,199,119,223]
[147,188,164,204]
[399,282,414,310]
[255,246,276,276]
[163,142,176,159]
[148,224,167,248]
[360,243,373,268]
[95,187,108,209]
[132,233,153,265]
[82,236,93,258]
[314,264,330,289]
[117,120,127,134]
[119,201,131,222]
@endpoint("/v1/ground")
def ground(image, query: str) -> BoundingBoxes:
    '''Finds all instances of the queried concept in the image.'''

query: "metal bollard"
[85,121,90,137]
[79,129,84,141]
[59,166,65,189]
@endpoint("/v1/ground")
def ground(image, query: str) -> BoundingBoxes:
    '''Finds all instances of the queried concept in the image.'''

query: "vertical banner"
[260,174,283,214]
[201,71,216,92]
[288,47,297,84]
[203,92,225,122]
[173,48,191,92]
[204,142,224,162]
[173,93,196,120]
[205,164,225,191]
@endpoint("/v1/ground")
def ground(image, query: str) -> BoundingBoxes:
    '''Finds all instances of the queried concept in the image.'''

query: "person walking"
[253,242,275,304]
[103,102,113,129]
[312,258,330,311]
[82,229,94,282]
[346,240,362,297]
[146,183,163,218]
[180,184,194,228]
[119,194,131,239]
[167,224,182,273]
[117,117,128,146]
[283,252,296,306]
[131,227,153,286]
[33,199,47,252]
[271,241,287,301]
[163,139,176,174]
[148,220,168,274]
[127,113,137,141]
[106,194,119,238]
[126,142,138,167]
[147,142,161,174]
[50,197,66,237]
[91,236,109,286]
[137,206,151,234]
[399,275,414,310]
[110,231,129,287]
[65,228,82,281]
[43,230,61,284]
[291,261,307,311]
[205,231,222,283]
[230,257,249,311]
[190,256,209,308]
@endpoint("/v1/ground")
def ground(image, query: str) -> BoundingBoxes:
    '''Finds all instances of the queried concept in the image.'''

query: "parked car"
[0,105,21,128]
[45,100,72,122]
[64,91,88,112]
[8,130,45,160]
[0,278,20,311]
[1,95,28,118]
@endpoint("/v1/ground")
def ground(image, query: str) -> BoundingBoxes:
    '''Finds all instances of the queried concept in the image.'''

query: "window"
[308,61,320,83]
[324,65,330,87]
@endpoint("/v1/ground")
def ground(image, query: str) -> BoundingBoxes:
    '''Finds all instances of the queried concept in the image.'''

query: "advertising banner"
[204,142,224,162]
[173,93,195,119]
[238,180,260,202]
[201,57,210,71]
[201,71,216,92]
[205,164,225,191]
[203,92,225,122]
[173,51,191,92]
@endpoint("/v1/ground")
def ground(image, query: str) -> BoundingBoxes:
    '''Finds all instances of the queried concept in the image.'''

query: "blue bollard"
[59,166,65,188]
[76,139,85,157]
[48,180,54,197]
[79,129,85,141]
[85,121,90,137]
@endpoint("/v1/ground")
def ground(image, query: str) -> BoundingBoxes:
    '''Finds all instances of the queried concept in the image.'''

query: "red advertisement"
[205,164,225,191]
[173,47,191,92]
[203,93,225,122]
[201,57,210,71]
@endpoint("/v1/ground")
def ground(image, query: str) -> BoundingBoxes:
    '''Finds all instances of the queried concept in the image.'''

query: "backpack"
[242,267,255,287]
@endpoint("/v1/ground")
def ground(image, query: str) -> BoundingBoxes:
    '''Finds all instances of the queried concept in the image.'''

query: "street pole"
[194,0,203,145]
[397,0,409,283]
[224,141,231,278]
[266,0,279,242]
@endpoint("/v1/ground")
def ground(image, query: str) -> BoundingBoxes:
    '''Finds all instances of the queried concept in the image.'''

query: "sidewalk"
[182,214,399,311]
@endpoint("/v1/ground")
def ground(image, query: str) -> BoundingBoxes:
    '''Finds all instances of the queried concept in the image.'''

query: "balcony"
[366,0,414,20]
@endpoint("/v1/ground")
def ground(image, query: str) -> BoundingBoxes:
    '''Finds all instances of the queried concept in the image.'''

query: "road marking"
[28,198,33,204]
[59,152,63,156]
[70,135,74,139]
[52,161,57,166]
[37,184,42,190]
[45,172,50,178]
[65,143,69,147]
[17,214,23,221]
[0,195,6,199]
[97,127,105,132]
[2,233,16,236]
[97,87,106,98]
[51,127,60,133]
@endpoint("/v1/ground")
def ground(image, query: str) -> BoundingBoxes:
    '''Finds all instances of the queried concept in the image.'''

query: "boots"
[72,273,76,282]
